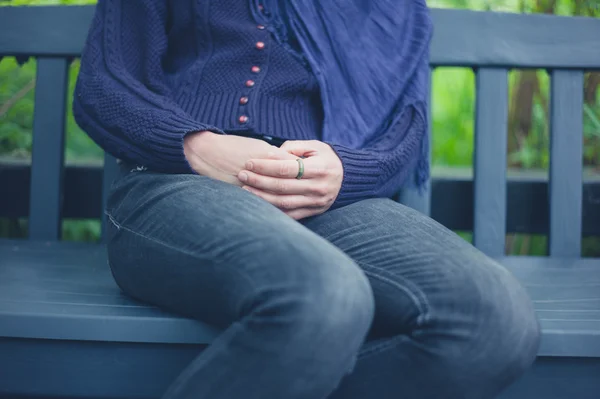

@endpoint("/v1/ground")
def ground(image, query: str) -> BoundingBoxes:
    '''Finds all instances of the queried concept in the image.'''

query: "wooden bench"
[1,6,600,399]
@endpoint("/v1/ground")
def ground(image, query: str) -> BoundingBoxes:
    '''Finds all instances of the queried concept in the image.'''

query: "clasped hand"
[239,140,343,219]
[184,132,343,220]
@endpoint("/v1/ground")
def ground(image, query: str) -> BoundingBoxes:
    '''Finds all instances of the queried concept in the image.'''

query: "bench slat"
[3,7,600,69]
[473,68,508,257]
[101,154,120,242]
[2,241,599,357]
[4,162,600,236]
[549,70,584,258]
[398,67,433,215]
[28,57,69,241]
[430,10,600,69]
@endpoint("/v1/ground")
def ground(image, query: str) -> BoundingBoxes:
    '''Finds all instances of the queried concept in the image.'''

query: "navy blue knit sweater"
[73,0,423,207]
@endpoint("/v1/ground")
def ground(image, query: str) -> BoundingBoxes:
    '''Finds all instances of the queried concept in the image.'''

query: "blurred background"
[0,0,599,256]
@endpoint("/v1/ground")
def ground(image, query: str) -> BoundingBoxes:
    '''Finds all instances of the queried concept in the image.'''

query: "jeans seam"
[104,210,260,294]
[357,334,412,360]
[359,263,431,324]
[105,210,214,262]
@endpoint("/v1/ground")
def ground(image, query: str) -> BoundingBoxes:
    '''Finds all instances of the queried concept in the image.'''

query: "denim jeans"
[105,164,541,399]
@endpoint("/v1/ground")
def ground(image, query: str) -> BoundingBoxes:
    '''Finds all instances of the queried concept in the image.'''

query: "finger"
[245,159,299,179]
[246,158,325,179]
[239,170,325,195]
[280,140,319,158]
[266,149,298,161]
[285,207,323,220]
[242,186,321,210]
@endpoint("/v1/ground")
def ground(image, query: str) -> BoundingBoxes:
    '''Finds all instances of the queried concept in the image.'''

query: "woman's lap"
[106,166,472,333]
[106,167,378,398]
[105,168,540,398]
[105,167,371,328]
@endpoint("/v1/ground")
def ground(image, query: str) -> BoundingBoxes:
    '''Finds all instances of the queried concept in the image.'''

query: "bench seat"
[1,240,600,352]
[1,244,600,398]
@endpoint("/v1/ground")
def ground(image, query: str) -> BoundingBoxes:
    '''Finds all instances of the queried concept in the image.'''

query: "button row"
[239,25,267,124]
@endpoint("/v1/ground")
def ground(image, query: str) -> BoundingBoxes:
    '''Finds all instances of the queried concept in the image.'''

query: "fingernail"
[246,161,253,170]
[239,172,248,182]
[242,186,251,192]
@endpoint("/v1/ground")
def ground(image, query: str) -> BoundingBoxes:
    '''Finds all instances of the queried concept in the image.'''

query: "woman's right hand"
[183,131,297,186]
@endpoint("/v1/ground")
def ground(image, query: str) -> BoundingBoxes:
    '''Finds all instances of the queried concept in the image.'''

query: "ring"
[296,158,304,180]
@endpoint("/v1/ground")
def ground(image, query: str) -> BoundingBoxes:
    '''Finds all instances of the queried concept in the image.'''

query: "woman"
[73,1,541,398]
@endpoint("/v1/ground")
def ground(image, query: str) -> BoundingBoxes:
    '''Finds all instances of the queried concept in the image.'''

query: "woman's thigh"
[105,167,372,329]
[303,198,539,360]
[304,199,540,398]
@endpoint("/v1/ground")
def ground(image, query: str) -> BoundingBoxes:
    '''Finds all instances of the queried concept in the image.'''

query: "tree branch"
[0,78,35,118]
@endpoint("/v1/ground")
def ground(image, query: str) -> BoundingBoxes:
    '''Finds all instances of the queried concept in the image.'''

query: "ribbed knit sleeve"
[329,107,426,208]
[72,0,222,173]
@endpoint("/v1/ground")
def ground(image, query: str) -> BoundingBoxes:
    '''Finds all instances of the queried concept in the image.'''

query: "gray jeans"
[105,165,540,399]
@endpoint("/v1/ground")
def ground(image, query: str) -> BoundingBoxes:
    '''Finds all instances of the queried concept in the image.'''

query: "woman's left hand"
[238,140,344,220]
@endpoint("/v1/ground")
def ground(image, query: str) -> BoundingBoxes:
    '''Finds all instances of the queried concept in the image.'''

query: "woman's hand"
[239,140,344,220]
[184,132,297,186]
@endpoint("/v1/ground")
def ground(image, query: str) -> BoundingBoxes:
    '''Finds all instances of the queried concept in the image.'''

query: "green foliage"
[0,57,35,158]
[431,68,475,166]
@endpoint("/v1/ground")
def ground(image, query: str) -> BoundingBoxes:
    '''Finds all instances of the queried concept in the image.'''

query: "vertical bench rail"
[398,67,433,216]
[101,154,120,242]
[28,57,69,241]
[548,70,584,257]
[473,68,509,257]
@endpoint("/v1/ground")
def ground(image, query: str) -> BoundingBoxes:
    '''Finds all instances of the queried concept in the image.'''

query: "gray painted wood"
[398,68,433,215]
[430,173,600,237]
[0,6,95,57]
[429,9,600,68]
[0,341,597,399]
[501,256,600,358]
[2,242,599,357]
[549,70,584,258]
[497,358,600,399]
[2,7,600,68]
[0,338,206,399]
[473,68,508,257]
[3,162,600,235]
[28,57,69,241]
[0,241,219,344]
[101,154,120,242]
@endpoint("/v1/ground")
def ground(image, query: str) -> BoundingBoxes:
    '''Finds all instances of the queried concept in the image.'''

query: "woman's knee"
[476,264,541,381]
[430,251,541,392]
[252,241,376,348]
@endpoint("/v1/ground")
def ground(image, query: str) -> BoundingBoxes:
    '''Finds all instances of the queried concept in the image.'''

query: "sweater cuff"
[329,144,382,209]
[148,114,224,174]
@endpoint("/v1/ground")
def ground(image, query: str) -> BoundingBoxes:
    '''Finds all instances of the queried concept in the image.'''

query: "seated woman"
[73,0,541,398]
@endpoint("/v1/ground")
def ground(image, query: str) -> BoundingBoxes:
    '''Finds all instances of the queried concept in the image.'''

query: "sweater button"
[239,115,249,124]
[245,80,255,88]
[239,96,249,105]
[251,66,261,73]
[257,25,266,30]
[255,41,265,50]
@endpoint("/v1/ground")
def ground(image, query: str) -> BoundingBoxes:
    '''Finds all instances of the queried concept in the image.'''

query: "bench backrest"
[1,6,599,258]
